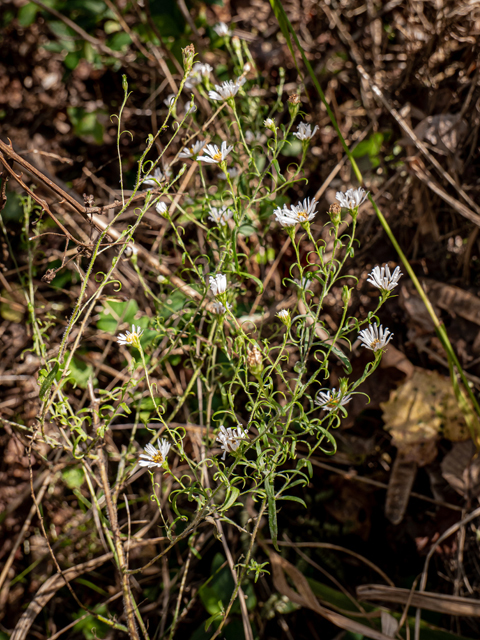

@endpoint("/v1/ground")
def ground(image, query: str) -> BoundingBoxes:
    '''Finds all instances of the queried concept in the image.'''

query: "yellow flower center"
[326,399,339,409]
[152,452,164,464]
[296,210,308,219]
[370,339,381,349]
[213,152,223,161]
[126,333,136,344]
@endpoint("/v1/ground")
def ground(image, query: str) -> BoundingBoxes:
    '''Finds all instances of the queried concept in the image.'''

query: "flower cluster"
[185,62,212,90]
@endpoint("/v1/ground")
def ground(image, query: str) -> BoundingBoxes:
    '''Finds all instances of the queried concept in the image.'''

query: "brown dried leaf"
[441,440,480,499]
[380,369,471,459]
[421,279,480,326]
[385,454,418,525]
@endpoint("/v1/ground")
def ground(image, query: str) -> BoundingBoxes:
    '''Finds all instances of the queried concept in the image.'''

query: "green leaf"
[18,3,39,27]
[269,0,362,183]
[279,495,307,508]
[222,486,240,511]
[272,159,286,182]
[107,32,132,52]
[62,467,85,489]
[39,363,59,401]
[265,476,279,551]
[269,0,304,80]
[96,299,139,333]
[67,357,94,389]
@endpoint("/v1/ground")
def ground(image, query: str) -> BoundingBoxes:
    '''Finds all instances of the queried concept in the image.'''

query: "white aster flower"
[184,101,197,115]
[293,121,318,141]
[155,201,168,215]
[198,141,234,164]
[264,118,276,131]
[185,62,213,89]
[367,264,403,292]
[209,273,227,296]
[117,324,144,348]
[315,388,352,412]
[273,197,318,227]
[289,197,318,223]
[212,301,231,315]
[164,94,176,108]
[208,79,242,101]
[216,425,248,460]
[295,276,313,291]
[179,140,206,160]
[138,440,171,469]
[358,322,393,352]
[143,166,170,187]
[277,309,290,325]
[217,167,239,180]
[273,205,298,228]
[335,187,369,211]
[193,62,213,77]
[208,205,234,226]
[213,22,231,37]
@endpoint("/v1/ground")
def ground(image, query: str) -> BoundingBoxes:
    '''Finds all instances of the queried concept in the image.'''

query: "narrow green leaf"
[39,363,59,401]
[265,476,279,551]
[269,0,362,183]
[272,159,286,182]
[280,495,307,508]
[269,0,304,80]
[222,486,240,512]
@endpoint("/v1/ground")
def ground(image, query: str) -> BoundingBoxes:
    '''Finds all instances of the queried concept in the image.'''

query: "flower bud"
[288,93,301,118]
[247,344,263,376]
[339,378,350,397]
[122,74,128,92]
[342,286,352,306]
[182,44,195,73]
[328,202,342,225]
[156,201,168,217]
[276,309,291,327]
[264,118,276,132]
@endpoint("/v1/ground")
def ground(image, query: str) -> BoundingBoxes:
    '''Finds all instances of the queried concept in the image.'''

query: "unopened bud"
[247,344,263,376]
[329,202,342,225]
[122,74,128,92]
[182,44,195,73]
[156,201,168,217]
[244,62,251,73]
[288,93,301,118]
[123,243,138,260]
[342,286,352,306]
[339,378,349,396]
